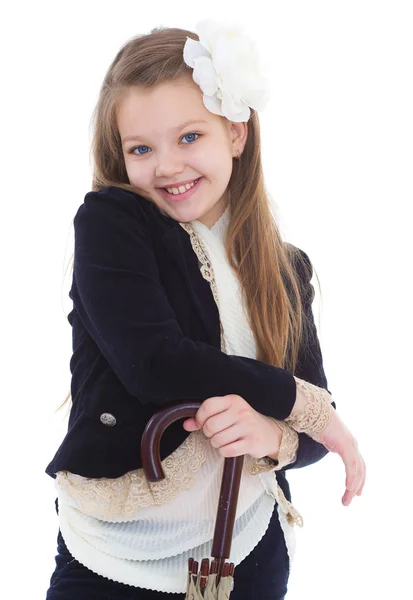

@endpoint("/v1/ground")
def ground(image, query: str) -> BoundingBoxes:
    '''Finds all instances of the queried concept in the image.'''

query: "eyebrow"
[122,119,210,144]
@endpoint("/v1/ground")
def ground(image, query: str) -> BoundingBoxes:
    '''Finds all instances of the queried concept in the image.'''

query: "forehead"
[116,78,217,138]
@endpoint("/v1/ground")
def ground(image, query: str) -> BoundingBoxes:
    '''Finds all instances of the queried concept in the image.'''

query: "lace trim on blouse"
[56,429,209,520]
[286,376,333,442]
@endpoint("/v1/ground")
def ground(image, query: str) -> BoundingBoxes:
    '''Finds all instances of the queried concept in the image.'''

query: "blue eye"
[131,145,150,156]
[182,132,199,143]
[129,132,200,155]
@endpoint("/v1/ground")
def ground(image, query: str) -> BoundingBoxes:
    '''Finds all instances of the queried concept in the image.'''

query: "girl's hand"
[317,407,367,507]
[182,394,283,460]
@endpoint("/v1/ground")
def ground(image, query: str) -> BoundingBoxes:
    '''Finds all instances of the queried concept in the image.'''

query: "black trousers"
[45,499,290,600]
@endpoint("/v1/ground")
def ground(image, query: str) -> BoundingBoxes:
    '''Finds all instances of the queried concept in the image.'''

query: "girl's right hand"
[318,406,366,507]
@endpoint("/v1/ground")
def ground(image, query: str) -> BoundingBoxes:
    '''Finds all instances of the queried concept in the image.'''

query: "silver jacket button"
[100,412,117,427]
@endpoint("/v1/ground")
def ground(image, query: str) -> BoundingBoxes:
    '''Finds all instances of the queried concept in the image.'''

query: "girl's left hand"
[182,394,281,459]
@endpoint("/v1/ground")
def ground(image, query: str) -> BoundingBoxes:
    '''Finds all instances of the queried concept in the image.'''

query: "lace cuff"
[248,419,299,475]
[285,376,333,442]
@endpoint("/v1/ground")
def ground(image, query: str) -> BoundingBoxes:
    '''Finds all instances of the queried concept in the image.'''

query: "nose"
[155,148,185,180]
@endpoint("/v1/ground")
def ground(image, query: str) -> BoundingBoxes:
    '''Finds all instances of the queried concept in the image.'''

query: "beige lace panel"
[249,457,304,527]
[179,222,227,353]
[56,429,208,520]
[286,376,334,442]
[179,222,303,528]
[248,419,299,475]
[277,485,304,528]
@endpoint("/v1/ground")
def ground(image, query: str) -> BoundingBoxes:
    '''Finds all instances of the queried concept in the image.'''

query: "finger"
[183,418,201,431]
[343,479,360,505]
[208,423,245,449]
[356,455,366,496]
[202,410,240,439]
[343,453,364,505]
[342,446,359,492]
[356,479,365,496]
[353,452,365,497]
[342,489,353,506]
[350,439,365,496]
[343,478,358,505]
[216,438,247,459]
[196,396,233,427]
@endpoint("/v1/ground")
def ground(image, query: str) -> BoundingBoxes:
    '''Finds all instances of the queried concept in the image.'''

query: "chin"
[164,203,204,219]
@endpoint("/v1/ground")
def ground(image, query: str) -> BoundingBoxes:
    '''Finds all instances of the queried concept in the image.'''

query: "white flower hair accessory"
[183,19,270,123]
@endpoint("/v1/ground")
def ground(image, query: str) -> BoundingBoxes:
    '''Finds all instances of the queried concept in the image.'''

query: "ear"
[228,120,248,157]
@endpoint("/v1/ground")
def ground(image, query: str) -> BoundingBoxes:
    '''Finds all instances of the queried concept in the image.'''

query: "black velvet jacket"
[46,186,334,502]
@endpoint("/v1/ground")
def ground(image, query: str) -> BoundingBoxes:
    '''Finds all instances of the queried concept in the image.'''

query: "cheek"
[196,146,233,176]
[194,136,231,165]
[213,151,234,181]
[125,160,148,185]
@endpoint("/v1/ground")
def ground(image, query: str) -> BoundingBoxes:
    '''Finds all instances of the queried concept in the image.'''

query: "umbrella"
[141,400,244,599]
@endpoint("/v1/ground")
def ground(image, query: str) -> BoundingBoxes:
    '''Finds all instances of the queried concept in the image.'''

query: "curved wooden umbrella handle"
[141,400,244,564]
[141,400,203,482]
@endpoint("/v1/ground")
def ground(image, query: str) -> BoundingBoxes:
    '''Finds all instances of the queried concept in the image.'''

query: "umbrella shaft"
[211,455,244,559]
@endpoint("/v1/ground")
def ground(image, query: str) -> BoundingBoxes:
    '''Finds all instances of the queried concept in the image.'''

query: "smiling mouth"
[162,178,200,195]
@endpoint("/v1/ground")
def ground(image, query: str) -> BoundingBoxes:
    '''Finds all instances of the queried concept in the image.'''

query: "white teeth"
[165,178,199,195]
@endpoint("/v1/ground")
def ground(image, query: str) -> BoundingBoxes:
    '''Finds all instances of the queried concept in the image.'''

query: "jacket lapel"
[159,225,221,349]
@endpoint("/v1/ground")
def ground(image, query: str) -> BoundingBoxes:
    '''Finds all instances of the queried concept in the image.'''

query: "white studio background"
[1,1,411,598]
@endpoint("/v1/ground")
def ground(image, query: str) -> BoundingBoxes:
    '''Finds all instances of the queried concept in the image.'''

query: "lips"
[162,177,199,190]
[158,176,203,203]
[162,178,199,192]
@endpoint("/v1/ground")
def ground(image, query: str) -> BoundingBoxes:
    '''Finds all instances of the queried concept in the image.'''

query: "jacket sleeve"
[281,248,337,471]
[71,188,297,420]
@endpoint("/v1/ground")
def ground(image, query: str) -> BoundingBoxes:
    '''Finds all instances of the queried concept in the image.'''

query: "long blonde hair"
[57,26,320,413]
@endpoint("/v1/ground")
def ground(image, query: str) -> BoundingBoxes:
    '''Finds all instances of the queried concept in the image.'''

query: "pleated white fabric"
[55,204,296,593]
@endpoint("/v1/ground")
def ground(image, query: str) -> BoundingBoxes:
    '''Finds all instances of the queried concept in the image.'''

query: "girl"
[45,20,366,600]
